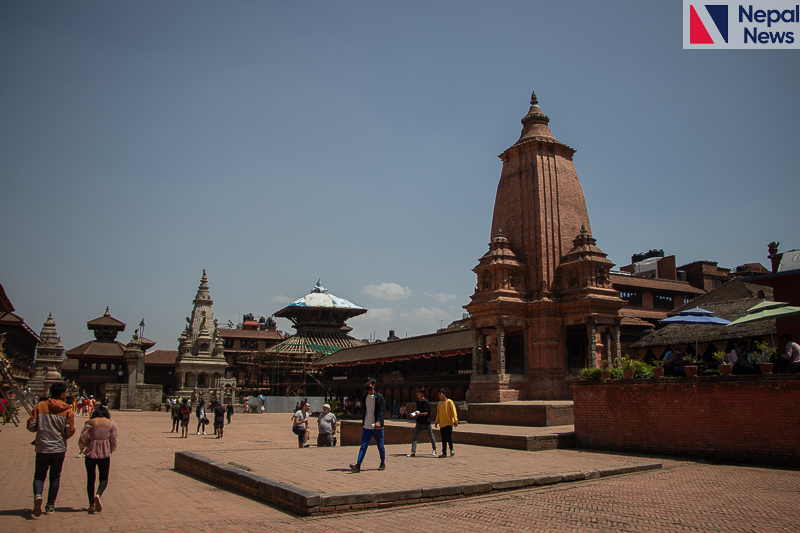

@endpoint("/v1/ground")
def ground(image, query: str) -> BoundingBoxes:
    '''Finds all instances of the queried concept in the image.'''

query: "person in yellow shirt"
[434,388,458,458]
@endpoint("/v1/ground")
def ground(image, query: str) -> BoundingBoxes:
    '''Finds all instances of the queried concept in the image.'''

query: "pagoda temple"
[64,307,128,397]
[173,270,228,400]
[261,281,366,397]
[465,92,624,401]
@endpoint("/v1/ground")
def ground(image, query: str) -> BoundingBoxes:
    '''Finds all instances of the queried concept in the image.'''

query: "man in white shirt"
[778,334,800,373]
[349,378,386,473]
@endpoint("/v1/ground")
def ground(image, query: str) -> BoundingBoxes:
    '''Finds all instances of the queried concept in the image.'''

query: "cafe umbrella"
[660,307,731,358]
[725,300,800,346]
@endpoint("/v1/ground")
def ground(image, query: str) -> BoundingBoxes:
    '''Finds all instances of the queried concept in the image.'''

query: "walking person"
[27,382,76,517]
[349,377,386,472]
[170,399,181,433]
[179,398,191,438]
[292,401,311,448]
[196,400,207,435]
[226,400,234,425]
[79,406,118,514]
[435,387,458,458]
[407,387,437,457]
[317,403,337,447]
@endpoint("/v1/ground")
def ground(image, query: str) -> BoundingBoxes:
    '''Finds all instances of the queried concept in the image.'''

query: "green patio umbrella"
[725,300,800,346]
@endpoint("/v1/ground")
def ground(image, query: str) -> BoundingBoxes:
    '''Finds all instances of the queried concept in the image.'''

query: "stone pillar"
[523,325,530,375]
[613,323,621,363]
[471,329,480,375]
[587,320,596,369]
[123,340,144,409]
[497,326,506,375]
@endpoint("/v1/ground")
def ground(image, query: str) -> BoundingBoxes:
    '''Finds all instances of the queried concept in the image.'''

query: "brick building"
[465,92,624,402]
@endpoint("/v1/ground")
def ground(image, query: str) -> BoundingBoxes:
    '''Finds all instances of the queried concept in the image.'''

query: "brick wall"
[572,376,800,466]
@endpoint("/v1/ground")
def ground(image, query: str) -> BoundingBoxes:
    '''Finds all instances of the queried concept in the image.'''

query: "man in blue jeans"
[349,378,386,472]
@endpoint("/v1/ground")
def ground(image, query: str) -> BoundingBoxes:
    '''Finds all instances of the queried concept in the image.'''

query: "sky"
[1,1,798,354]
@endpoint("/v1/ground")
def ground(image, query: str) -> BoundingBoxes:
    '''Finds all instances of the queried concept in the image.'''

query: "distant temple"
[28,313,65,398]
[465,91,624,401]
[173,270,227,400]
[64,307,130,398]
[261,281,366,397]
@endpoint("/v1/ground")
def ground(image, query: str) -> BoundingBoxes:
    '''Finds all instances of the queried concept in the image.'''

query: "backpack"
[180,405,191,421]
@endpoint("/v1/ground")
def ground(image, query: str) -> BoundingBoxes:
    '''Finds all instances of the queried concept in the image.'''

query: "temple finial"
[580,223,587,234]
[530,91,538,106]
[104,306,110,316]
[201,269,208,283]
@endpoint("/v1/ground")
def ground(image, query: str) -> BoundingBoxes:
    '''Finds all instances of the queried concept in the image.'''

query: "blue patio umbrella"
[660,308,731,357]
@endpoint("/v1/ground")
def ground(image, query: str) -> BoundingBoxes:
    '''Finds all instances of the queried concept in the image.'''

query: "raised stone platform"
[341,419,575,451]
[174,450,661,516]
[464,400,574,426]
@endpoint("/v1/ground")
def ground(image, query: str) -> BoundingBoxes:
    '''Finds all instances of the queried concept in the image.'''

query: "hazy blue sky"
[1,1,798,353]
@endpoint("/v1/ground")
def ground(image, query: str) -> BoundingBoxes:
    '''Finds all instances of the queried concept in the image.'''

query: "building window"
[240,339,255,350]
[223,339,234,349]
[619,290,643,307]
[653,294,673,310]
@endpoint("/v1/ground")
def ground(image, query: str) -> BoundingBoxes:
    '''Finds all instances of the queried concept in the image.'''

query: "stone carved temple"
[29,313,65,397]
[465,92,624,401]
[173,270,228,399]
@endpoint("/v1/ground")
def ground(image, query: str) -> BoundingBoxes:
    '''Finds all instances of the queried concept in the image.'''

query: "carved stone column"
[587,320,596,369]
[613,323,621,363]
[497,326,506,375]
[471,329,480,375]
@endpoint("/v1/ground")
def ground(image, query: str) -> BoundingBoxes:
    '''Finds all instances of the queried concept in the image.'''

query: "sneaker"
[33,495,43,517]
[94,494,102,513]
[202,432,207,435]
[87,504,95,514]
[406,453,415,457]
[45,505,54,515]
[197,432,201,435]
[438,453,447,458]
[378,463,386,471]
[450,450,455,457]
[431,450,437,456]
[349,463,361,473]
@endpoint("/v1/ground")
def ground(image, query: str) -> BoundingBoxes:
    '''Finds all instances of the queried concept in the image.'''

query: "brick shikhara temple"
[465,92,624,401]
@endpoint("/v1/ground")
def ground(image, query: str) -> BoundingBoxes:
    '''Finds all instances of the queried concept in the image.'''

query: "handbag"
[202,417,210,425]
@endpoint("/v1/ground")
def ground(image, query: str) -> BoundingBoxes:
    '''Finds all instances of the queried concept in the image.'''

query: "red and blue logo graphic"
[690,4,729,43]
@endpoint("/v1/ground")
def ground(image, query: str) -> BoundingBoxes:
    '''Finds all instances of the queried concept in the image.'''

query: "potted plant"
[600,360,612,380]
[752,340,776,374]
[712,350,732,376]
[652,358,665,378]
[683,353,699,377]
[615,355,635,379]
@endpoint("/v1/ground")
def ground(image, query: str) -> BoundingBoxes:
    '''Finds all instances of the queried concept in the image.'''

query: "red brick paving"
[1,411,798,532]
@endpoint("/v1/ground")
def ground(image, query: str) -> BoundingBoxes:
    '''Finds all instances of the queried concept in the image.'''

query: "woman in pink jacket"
[78,406,118,514]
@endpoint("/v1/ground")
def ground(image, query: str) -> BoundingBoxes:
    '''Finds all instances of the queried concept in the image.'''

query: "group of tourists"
[348,379,458,473]
[292,400,338,447]
[169,397,234,438]
[28,382,118,517]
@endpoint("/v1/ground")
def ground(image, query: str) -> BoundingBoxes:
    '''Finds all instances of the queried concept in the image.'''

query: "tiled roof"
[61,358,79,371]
[65,340,126,358]
[621,308,669,320]
[673,279,772,311]
[0,311,41,343]
[312,329,472,367]
[610,273,705,294]
[267,331,366,355]
[217,328,284,340]
[145,349,179,366]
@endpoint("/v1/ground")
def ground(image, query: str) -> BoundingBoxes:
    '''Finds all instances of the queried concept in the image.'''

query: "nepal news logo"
[683,1,800,48]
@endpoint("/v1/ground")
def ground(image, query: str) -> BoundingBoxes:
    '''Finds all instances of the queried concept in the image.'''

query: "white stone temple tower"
[173,270,228,400]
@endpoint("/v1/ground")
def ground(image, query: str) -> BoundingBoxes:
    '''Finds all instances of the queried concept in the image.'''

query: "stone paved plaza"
[1,410,798,532]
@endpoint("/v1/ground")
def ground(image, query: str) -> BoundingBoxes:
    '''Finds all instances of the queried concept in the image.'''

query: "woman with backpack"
[179,398,191,438]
